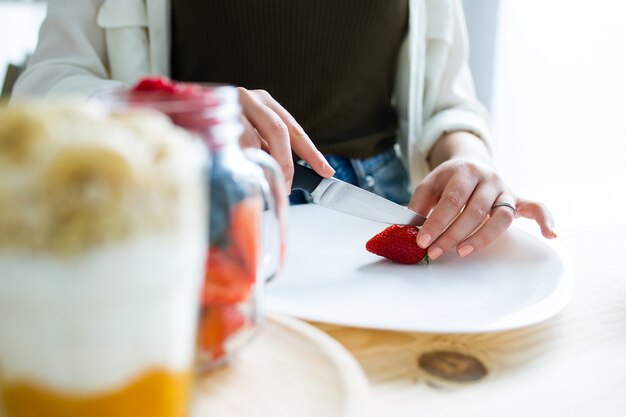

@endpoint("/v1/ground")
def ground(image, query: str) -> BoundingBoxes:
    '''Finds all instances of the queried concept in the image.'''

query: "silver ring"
[491,201,517,216]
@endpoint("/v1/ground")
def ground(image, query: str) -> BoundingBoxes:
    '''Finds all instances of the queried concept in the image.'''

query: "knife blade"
[292,164,427,226]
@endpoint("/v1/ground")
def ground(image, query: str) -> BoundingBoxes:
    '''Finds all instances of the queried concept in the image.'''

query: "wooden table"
[309,178,626,417]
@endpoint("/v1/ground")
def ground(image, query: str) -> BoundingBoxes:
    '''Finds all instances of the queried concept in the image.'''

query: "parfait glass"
[0,101,208,417]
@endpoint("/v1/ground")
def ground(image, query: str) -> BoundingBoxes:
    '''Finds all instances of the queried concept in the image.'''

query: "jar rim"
[95,83,240,115]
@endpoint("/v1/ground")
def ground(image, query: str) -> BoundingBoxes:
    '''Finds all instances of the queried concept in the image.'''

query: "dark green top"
[171,0,408,158]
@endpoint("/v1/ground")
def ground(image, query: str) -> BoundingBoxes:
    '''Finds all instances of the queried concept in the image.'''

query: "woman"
[13,0,556,260]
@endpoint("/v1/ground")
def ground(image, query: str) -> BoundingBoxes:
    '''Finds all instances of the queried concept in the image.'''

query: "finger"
[456,194,516,257]
[416,175,478,249]
[408,179,439,218]
[239,116,268,150]
[427,183,499,261]
[259,94,334,178]
[238,88,294,188]
[517,198,557,238]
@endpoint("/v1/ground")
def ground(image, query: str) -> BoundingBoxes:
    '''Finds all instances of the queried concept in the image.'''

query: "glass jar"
[0,101,208,417]
[101,82,287,370]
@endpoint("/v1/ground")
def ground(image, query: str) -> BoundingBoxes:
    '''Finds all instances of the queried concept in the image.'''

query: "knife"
[292,164,427,227]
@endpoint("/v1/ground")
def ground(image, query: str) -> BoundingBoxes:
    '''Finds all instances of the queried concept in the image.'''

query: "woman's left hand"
[408,133,557,261]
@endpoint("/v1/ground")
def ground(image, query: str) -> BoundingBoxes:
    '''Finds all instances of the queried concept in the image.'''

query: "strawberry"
[197,305,246,359]
[229,197,261,282]
[132,76,210,98]
[131,77,224,132]
[202,247,253,306]
[201,196,262,306]
[366,225,429,265]
[132,76,178,94]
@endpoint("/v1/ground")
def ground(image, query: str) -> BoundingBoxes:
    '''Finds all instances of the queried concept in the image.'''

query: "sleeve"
[11,0,127,100]
[417,0,492,162]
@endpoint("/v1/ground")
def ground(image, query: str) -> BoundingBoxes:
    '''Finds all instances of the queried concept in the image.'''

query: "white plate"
[266,205,571,333]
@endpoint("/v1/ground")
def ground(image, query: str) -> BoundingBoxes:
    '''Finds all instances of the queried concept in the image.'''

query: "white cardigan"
[13,0,491,185]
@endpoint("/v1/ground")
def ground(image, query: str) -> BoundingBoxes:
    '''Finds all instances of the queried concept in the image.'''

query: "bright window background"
[0,1,46,86]
[492,0,626,231]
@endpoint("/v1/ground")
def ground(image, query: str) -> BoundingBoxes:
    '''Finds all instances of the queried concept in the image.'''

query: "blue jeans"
[290,147,412,206]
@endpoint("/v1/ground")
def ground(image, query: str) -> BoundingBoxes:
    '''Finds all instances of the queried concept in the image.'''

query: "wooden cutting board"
[192,314,369,417]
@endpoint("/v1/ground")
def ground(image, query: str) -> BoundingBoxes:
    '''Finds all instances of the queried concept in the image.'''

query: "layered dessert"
[0,102,208,417]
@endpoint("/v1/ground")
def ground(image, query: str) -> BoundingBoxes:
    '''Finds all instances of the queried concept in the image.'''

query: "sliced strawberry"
[201,278,250,306]
[201,196,262,305]
[197,305,246,359]
[202,247,253,306]
[366,225,429,265]
[229,197,261,283]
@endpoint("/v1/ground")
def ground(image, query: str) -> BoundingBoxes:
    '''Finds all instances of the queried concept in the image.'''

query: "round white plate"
[266,205,571,333]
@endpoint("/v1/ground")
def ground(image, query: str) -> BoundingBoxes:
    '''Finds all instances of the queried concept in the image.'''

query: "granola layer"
[0,102,206,255]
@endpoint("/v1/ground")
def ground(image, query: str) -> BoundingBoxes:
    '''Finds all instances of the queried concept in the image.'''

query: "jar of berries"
[101,77,287,369]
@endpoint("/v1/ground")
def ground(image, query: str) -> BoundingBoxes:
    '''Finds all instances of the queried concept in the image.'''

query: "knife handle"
[292,163,325,193]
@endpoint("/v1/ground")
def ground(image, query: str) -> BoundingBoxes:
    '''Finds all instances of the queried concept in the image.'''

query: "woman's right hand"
[237,87,335,191]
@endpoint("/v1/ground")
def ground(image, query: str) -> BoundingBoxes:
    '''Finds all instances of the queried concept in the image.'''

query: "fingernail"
[428,247,443,261]
[317,153,335,176]
[325,164,336,176]
[417,234,431,248]
[458,245,474,258]
[295,124,307,136]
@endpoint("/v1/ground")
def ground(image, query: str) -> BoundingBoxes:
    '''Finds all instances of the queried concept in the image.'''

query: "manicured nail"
[318,153,335,176]
[417,234,431,248]
[458,245,474,257]
[295,124,307,136]
[428,247,443,261]
[325,164,336,176]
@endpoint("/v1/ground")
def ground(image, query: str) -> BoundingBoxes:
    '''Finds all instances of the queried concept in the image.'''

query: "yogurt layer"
[0,229,205,394]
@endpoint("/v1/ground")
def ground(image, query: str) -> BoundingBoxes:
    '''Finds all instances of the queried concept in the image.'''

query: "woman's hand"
[408,132,556,261]
[237,87,335,190]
